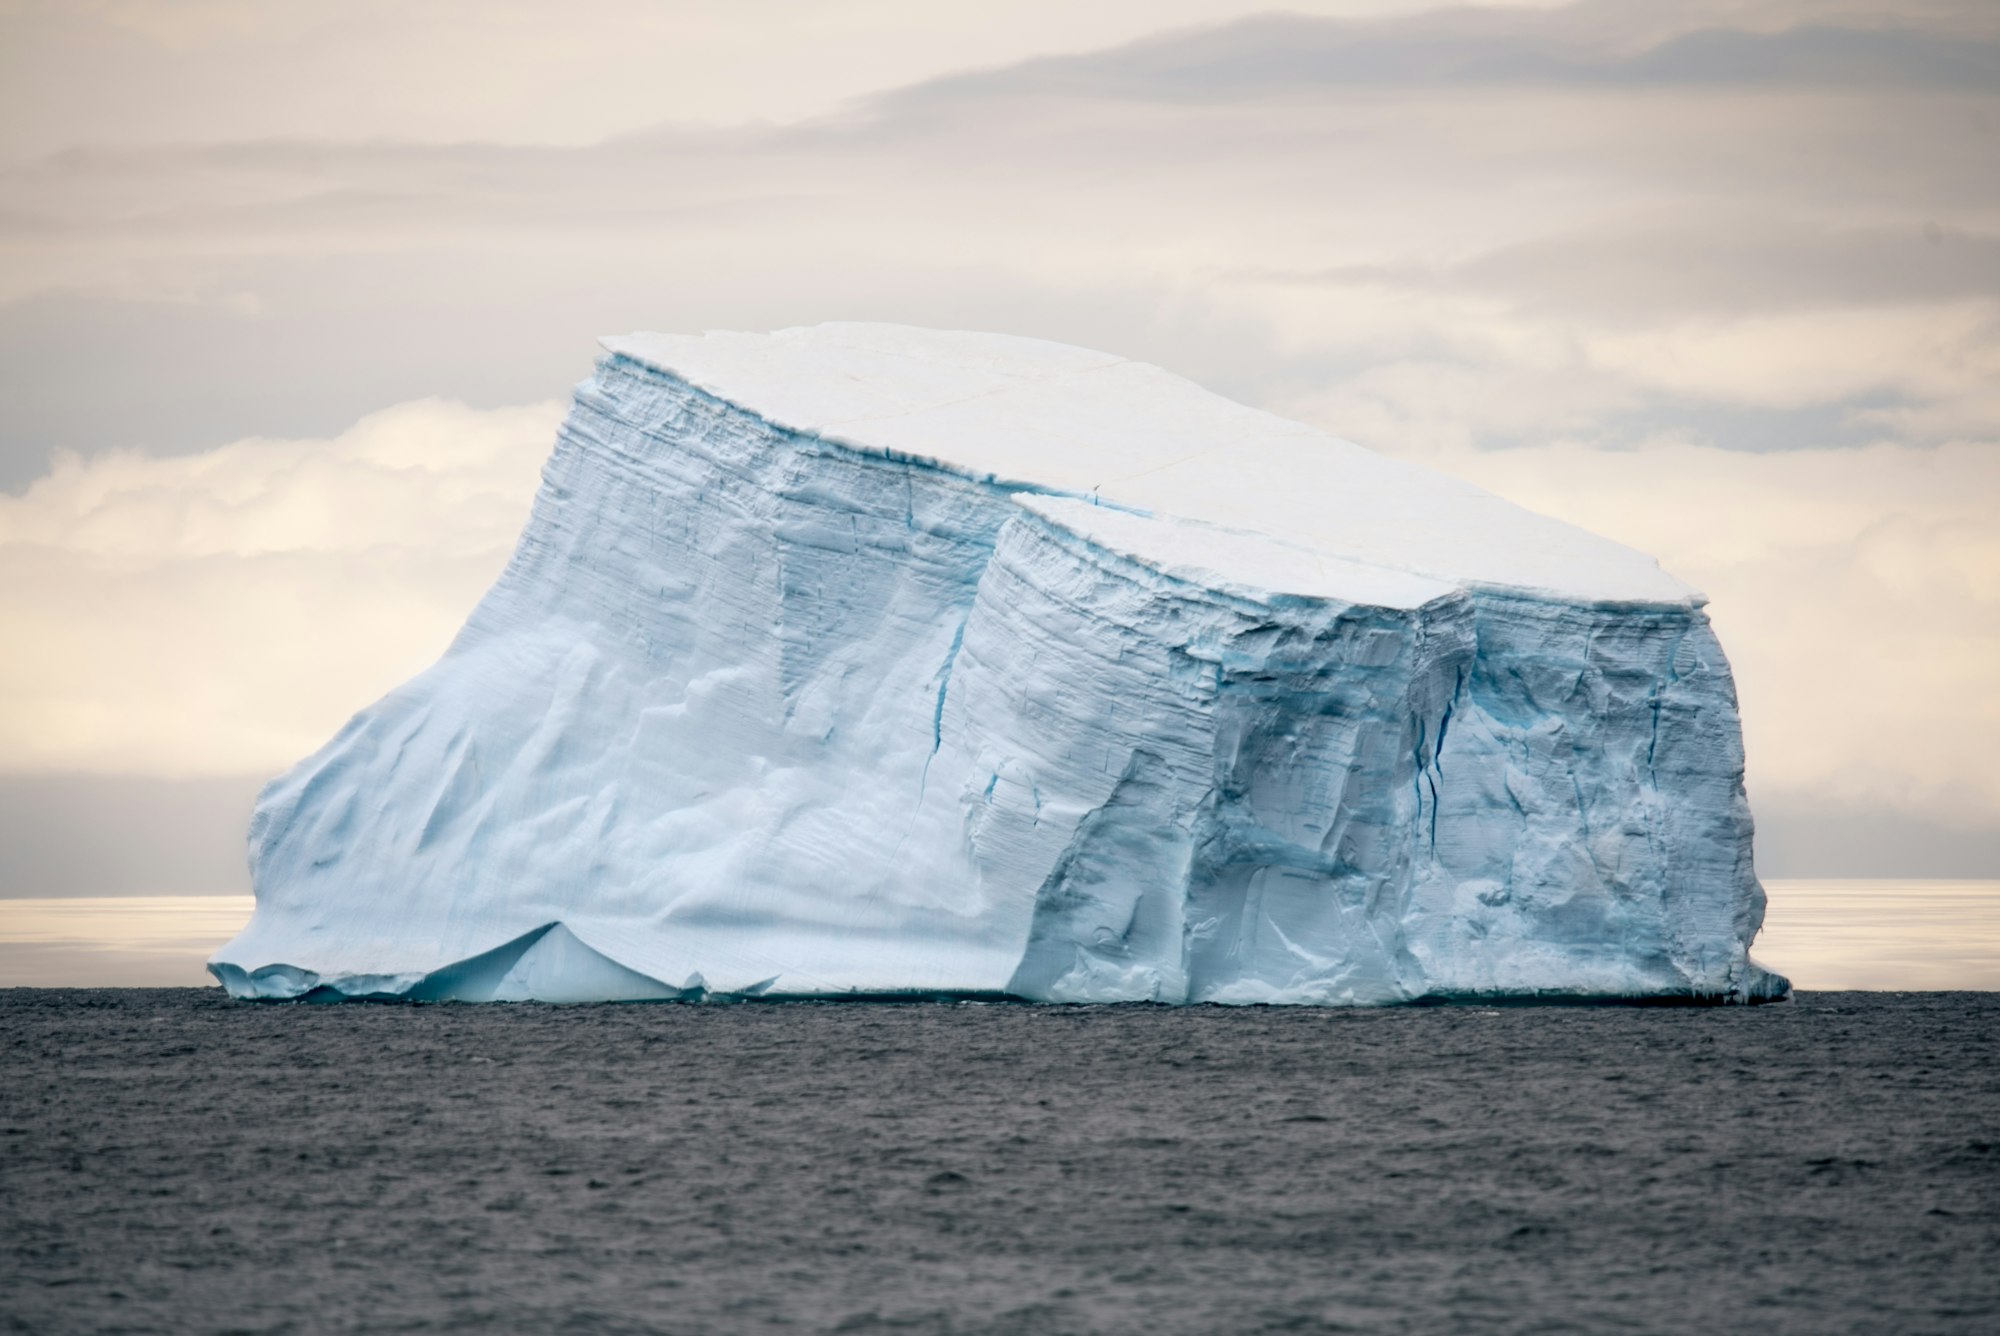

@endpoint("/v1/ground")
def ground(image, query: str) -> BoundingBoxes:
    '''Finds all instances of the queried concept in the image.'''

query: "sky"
[0,0,1996,893]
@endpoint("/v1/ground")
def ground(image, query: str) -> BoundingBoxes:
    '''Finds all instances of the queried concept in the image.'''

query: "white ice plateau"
[212,323,1787,1004]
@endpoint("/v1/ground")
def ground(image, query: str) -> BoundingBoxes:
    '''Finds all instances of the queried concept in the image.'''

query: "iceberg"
[211,323,1787,1004]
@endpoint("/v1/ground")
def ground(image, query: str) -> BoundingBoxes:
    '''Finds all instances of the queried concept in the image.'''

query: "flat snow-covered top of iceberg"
[601,323,1696,605]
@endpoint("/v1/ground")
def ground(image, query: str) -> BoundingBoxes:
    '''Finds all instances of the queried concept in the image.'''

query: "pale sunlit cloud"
[0,399,559,774]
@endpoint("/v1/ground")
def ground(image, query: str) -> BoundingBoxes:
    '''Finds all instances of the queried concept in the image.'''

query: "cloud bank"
[0,0,1995,876]
[0,399,559,774]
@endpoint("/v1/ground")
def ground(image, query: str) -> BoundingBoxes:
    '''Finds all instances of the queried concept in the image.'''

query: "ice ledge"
[211,924,702,1004]
[1016,494,1459,611]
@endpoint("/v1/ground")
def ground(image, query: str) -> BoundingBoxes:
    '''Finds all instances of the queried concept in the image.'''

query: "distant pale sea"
[1,880,1996,990]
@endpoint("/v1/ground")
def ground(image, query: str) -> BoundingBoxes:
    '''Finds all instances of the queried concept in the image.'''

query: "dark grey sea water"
[2,991,1996,1335]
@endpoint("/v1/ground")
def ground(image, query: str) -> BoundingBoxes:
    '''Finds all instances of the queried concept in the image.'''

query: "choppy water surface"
[2,991,1995,1334]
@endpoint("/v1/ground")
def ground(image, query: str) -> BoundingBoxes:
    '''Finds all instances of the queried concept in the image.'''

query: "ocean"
[2,989,1995,1333]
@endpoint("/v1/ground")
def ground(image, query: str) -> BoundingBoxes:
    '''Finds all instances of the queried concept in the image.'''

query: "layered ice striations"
[211,324,1788,1004]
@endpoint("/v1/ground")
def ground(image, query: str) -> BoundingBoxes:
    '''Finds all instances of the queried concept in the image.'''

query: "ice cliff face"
[211,324,1787,1004]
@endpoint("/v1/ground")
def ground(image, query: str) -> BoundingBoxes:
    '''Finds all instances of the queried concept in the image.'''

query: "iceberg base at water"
[213,920,1790,1005]
[211,324,1789,1006]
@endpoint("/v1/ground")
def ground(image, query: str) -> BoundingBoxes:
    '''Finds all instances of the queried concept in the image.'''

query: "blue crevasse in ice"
[210,324,1788,1004]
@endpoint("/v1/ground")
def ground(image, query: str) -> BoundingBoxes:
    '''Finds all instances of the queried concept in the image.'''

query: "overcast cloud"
[0,0,1995,885]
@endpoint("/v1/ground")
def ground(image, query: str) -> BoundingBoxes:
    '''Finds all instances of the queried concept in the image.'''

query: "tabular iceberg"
[211,323,1787,1004]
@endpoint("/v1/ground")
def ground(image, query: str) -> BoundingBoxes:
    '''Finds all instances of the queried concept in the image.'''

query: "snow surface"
[211,323,1785,1004]
[602,324,1697,607]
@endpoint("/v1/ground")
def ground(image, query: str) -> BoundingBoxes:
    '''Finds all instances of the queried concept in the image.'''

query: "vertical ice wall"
[926,502,1476,1005]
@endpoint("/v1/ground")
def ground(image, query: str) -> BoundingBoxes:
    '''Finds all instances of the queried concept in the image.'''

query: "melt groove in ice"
[211,324,1788,1004]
